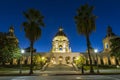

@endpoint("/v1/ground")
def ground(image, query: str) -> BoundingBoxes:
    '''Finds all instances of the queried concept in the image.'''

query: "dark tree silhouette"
[74,4,97,73]
[22,8,45,74]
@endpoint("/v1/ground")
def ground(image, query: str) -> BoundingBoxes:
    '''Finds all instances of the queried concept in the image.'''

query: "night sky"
[0,0,120,52]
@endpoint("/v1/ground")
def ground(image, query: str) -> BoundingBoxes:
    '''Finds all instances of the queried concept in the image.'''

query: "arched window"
[105,43,109,48]
[59,45,63,51]
[59,47,62,51]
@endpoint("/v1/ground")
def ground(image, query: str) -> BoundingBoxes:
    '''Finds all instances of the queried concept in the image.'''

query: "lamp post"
[19,49,25,74]
[94,49,99,73]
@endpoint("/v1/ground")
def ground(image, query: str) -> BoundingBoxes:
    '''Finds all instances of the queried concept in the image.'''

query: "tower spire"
[59,25,63,31]
[59,27,63,31]
[107,25,116,37]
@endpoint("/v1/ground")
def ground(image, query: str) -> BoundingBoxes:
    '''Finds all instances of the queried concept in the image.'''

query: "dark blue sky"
[0,0,120,52]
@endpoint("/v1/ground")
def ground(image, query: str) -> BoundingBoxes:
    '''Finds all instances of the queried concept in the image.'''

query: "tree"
[110,37,120,60]
[22,8,45,74]
[33,55,47,69]
[75,56,86,67]
[0,33,21,65]
[74,4,97,73]
[0,33,5,64]
[75,56,86,74]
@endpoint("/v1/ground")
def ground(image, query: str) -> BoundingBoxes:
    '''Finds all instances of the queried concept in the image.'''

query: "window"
[105,43,109,48]
[59,45,62,51]
[59,47,62,51]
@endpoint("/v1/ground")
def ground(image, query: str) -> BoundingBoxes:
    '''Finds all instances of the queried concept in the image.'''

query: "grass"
[0,64,120,72]
[0,64,119,75]
[0,64,43,71]
[78,65,120,70]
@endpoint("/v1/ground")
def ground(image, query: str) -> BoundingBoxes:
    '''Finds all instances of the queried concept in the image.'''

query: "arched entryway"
[73,57,76,63]
[59,56,63,64]
[51,56,56,64]
[65,56,70,64]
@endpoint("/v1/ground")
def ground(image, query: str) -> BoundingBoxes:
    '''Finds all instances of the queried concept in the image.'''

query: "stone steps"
[45,64,75,71]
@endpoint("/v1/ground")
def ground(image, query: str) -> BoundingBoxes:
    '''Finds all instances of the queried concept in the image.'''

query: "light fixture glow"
[94,49,98,53]
[21,49,25,54]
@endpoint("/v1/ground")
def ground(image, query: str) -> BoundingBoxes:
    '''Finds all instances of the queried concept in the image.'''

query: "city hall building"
[1,26,120,65]
[41,28,83,64]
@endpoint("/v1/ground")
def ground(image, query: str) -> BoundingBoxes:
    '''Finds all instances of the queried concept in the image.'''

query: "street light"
[21,49,25,54]
[19,49,25,74]
[94,49,99,73]
[94,49,98,53]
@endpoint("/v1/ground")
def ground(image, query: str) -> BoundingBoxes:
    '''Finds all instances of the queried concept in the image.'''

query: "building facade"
[43,28,82,64]
[1,26,119,66]
[103,26,119,53]
[98,26,120,65]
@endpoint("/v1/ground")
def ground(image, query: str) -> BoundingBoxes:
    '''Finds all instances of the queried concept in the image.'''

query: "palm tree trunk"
[86,34,94,73]
[29,41,34,74]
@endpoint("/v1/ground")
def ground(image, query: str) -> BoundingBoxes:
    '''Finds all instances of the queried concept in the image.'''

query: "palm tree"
[74,4,97,73]
[22,8,44,74]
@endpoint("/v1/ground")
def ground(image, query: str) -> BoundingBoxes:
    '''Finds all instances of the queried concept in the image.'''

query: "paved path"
[0,69,120,75]
[0,75,120,80]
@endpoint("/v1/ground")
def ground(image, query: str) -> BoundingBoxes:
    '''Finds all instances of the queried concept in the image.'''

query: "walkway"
[0,75,120,80]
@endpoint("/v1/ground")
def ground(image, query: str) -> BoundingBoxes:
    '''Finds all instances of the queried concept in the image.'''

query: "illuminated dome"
[51,28,71,53]
[54,28,67,37]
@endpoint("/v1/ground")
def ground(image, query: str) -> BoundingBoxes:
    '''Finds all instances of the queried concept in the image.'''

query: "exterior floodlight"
[94,49,98,53]
[21,49,25,54]
[42,57,45,60]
